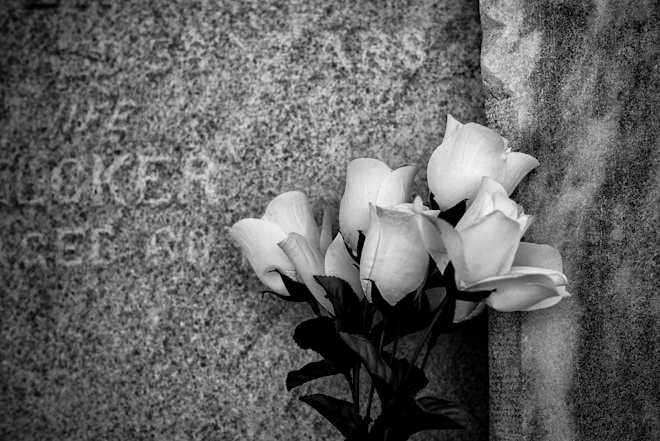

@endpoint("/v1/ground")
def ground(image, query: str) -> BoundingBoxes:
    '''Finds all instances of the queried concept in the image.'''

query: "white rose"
[360,203,437,306]
[339,158,418,252]
[418,178,570,312]
[229,191,320,296]
[427,115,539,210]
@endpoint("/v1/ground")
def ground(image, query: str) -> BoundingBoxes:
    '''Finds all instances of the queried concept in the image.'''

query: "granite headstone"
[1,1,489,439]
[481,0,660,440]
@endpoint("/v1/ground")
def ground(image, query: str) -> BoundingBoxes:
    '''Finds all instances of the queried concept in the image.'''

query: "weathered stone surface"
[481,1,660,440]
[0,1,487,439]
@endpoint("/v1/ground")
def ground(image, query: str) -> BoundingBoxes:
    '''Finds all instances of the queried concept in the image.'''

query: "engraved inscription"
[146,227,179,263]
[51,158,86,204]
[92,154,131,206]
[146,227,213,266]
[136,154,172,206]
[2,153,222,207]
[56,227,85,267]
[1,225,214,270]
[89,225,114,266]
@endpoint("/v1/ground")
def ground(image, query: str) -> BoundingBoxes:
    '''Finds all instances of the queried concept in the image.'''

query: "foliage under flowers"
[229,115,570,440]
[282,266,481,440]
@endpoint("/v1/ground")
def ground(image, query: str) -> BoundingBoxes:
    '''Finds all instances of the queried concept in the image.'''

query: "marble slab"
[0,1,488,439]
[481,0,660,439]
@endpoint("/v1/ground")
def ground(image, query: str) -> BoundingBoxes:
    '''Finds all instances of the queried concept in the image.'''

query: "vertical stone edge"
[479,0,539,439]
[488,311,524,441]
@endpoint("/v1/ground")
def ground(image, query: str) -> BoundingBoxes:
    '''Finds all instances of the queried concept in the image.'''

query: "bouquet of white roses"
[230,116,570,441]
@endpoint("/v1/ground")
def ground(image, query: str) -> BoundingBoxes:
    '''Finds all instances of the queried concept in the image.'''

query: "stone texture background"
[1,1,488,440]
[481,0,660,440]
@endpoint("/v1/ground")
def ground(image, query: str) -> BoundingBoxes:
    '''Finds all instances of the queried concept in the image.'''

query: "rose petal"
[428,123,507,210]
[522,286,570,311]
[279,233,334,314]
[411,195,441,217]
[502,152,540,196]
[503,136,510,152]
[508,266,568,287]
[492,192,524,220]
[458,211,523,286]
[263,191,320,248]
[417,212,455,274]
[229,218,295,296]
[339,158,392,251]
[513,242,564,273]
[375,165,419,206]
[320,205,335,257]
[455,177,507,232]
[479,273,566,312]
[517,214,534,237]
[360,204,382,302]
[466,266,567,289]
[442,114,465,143]
[360,205,429,306]
[325,233,363,300]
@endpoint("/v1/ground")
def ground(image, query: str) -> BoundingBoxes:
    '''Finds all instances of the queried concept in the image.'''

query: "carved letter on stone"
[103,99,136,138]
[56,227,84,267]
[178,154,216,204]
[90,225,114,265]
[74,99,108,134]
[92,154,130,205]
[51,158,86,204]
[137,154,172,205]
[147,226,178,263]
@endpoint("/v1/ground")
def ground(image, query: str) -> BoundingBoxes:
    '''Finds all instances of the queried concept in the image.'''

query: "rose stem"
[365,314,388,420]
[403,293,449,384]
[390,318,403,365]
[420,340,434,372]
[352,301,373,416]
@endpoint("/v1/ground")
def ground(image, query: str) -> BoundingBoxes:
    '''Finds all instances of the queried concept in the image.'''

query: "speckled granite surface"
[481,1,660,440]
[0,1,487,440]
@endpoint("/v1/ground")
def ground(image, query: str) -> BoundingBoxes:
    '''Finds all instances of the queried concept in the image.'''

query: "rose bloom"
[339,158,418,253]
[230,191,360,313]
[360,202,439,306]
[417,178,570,312]
[427,115,539,210]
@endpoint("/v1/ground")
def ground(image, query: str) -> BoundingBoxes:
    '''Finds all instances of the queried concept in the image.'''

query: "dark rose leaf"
[299,394,361,439]
[293,317,356,372]
[339,332,390,382]
[286,360,341,391]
